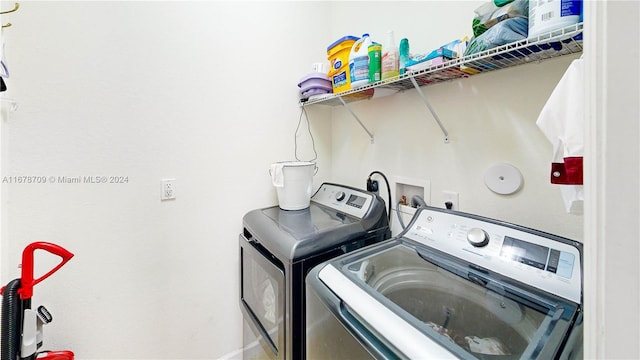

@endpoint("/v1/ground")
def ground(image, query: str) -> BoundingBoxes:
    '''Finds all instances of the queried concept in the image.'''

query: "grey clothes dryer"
[306,206,583,359]
[239,182,391,360]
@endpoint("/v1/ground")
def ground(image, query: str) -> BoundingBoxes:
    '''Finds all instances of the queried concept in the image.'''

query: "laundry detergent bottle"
[349,33,372,89]
[381,30,399,81]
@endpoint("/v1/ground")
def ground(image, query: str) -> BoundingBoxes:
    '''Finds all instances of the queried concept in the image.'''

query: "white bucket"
[269,161,316,210]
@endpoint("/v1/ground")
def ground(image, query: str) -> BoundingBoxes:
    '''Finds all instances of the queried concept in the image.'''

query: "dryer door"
[240,234,285,359]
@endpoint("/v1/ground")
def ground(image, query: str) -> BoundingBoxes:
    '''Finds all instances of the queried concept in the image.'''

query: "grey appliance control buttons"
[467,228,490,247]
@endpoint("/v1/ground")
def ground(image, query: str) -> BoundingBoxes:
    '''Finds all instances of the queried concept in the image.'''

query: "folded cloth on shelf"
[536,58,584,215]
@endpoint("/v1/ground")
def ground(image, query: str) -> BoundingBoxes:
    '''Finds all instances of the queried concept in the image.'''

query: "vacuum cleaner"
[1,242,74,360]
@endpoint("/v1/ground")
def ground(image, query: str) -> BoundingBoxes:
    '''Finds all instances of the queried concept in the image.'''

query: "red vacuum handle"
[18,242,74,300]
[36,350,75,359]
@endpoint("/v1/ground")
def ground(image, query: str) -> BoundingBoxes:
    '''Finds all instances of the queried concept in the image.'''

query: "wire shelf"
[303,22,583,107]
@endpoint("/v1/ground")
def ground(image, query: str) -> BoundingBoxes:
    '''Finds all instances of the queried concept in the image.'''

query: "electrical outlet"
[161,179,176,201]
[443,190,459,210]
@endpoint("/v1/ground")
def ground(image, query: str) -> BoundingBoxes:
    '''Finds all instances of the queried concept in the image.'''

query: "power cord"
[295,105,317,162]
[367,171,391,223]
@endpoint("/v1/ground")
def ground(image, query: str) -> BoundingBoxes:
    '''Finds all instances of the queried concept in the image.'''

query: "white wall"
[327,57,583,239]
[584,1,640,359]
[1,2,331,359]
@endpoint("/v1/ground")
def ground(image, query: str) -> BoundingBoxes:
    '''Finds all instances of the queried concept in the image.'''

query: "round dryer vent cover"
[484,163,523,195]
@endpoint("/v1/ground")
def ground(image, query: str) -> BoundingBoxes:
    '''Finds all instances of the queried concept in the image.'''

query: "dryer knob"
[335,191,346,201]
[467,228,490,247]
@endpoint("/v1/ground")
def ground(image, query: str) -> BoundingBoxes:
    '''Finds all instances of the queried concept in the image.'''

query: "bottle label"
[332,70,347,88]
[382,51,398,73]
[382,51,399,80]
[349,55,369,83]
[368,47,382,83]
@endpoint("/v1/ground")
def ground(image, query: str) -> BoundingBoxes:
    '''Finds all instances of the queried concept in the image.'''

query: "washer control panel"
[467,228,490,247]
[403,207,582,304]
[311,183,374,219]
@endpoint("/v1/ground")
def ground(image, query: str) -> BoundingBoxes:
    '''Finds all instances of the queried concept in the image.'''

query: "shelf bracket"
[338,96,374,144]
[410,77,449,143]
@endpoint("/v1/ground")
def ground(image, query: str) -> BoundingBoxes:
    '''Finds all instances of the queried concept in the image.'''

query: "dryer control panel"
[311,183,375,219]
[403,207,582,304]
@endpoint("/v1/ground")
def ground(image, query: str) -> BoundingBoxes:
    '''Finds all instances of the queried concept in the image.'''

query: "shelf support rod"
[410,77,449,143]
[338,96,374,144]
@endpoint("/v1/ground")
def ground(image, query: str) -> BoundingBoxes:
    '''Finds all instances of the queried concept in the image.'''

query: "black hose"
[411,195,427,208]
[1,278,23,360]
[368,171,392,223]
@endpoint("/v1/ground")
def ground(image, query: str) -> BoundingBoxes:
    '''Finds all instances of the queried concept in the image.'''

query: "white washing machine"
[306,206,583,359]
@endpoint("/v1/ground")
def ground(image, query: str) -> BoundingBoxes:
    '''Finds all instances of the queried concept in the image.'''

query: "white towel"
[536,59,584,215]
